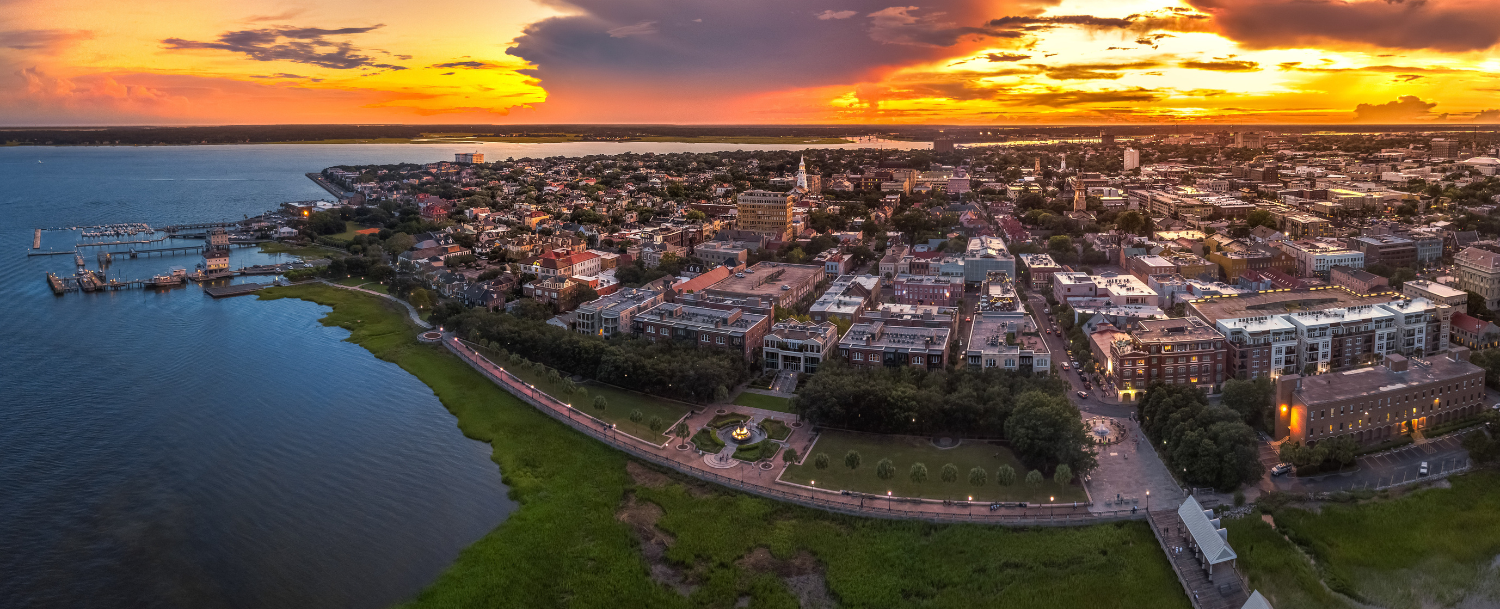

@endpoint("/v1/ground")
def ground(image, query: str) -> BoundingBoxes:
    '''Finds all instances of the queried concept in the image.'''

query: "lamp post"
[1146,490,1150,512]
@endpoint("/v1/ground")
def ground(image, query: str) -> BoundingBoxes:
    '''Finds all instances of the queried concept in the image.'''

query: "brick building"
[837,322,950,371]
[636,303,769,360]
[1275,350,1484,446]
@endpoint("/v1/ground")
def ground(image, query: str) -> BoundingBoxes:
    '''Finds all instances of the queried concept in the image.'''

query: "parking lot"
[1261,431,1474,493]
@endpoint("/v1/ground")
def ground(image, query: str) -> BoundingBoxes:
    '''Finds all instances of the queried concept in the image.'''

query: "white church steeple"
[795,155,808,191]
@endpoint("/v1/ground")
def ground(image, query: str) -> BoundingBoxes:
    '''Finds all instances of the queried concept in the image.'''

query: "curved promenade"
[444,335,1147,526]
[319,280,432,329]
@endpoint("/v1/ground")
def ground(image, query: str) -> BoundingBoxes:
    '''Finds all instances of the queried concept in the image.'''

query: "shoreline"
[257,283,1190,609]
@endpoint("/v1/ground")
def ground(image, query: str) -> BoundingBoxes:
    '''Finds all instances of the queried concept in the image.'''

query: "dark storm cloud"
[0,29,94,51]
[506,0,1004,94]
[1179,59,1259,71]
[1183,0,1500,52]
[161,25,406,70]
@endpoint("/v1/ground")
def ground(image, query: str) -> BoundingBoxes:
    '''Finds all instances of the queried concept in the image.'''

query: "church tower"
[795,155,808,192]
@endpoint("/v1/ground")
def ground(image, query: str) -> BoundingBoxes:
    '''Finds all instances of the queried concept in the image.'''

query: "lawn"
[691,428,725,453]
[782,430,1088,504]
[328,221,370,241]
[335,276,367,287]
[732,439,778,462]
[1225,512,1354,609]
[479,348,692,444]
[761,419,791,441]
[1271,471,1500,609]
[731,391,795,414]
[259,283,1190,609]
[259,241,346,259]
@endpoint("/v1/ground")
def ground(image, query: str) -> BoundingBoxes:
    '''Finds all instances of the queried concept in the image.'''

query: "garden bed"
[762,419,792,441]
[733,439,777,462]
[708,412,750,428]
[691,428,725,453]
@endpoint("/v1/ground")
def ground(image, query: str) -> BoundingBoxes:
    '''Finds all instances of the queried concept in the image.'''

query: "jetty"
[33,229,42,249]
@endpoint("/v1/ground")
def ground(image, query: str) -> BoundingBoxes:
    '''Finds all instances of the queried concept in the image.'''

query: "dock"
[34,229,42,249]
[203,283,269,298]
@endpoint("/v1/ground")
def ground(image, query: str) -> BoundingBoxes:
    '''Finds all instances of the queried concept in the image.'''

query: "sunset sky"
[3,0,1498,125]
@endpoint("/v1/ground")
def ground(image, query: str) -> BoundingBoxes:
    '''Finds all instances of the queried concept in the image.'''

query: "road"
[1259,431,1474,494]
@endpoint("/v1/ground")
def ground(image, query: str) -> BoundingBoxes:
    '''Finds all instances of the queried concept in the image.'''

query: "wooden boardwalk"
[1147,508,1249,609]
[203,282,269,298]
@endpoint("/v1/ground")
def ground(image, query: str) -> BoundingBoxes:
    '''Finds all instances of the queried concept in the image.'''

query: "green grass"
[329,221,370,241]
[1271,471,1500,609]
[258,283,1189,609]
[335,276,367,287]
[783,431,1088,504]
[480,348,691,443]
[732,439,777,462]
[259,241,346,259]
[360,282,390,294]
[707,413,749,429]
[732,392,795,414]
[761,419,792,441]
[1225,512,1354,609]
[691,428,725,453]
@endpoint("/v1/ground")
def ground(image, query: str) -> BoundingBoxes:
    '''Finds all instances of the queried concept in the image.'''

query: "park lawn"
[488,352,692,444]
[259,241,346,259]
[783,431,1088,504]
[328,221,369,241]
[732,391,795,414]
[1272,471,1500,609]
[359,282,390,294]
[761,419,792,441]
[335,276,367,287]
[1225,512,1354,609]
[259,283,1191,609]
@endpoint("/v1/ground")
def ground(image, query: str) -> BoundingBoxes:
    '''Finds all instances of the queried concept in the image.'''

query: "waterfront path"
[319,280,431,329]
[444,334,1146,526]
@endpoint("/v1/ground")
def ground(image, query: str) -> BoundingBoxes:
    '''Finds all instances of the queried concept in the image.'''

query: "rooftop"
[1292,351,1480,404]
[1132,317,1224,342]
[1188,287,1399,324]
[706,262,823,297]
[966,312,1047,356]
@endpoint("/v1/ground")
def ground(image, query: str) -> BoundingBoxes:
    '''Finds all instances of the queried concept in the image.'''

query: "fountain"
[717,419,767,446]
[731,423,752,442]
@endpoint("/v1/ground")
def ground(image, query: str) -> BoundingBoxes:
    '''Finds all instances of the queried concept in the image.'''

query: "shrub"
[941,463,959,483]
[782,448,799,464]
[1053,464,1073,486]
[968,467,987,486]
[845,450,862,471]
[876,458,896,480]
[910,462,928,483]
[996,464,1017,486]
[629,409,644,424]
[691,428,725,453]
[1025,470,1043,486]
[814,452,830,470]
[593,395,607,411]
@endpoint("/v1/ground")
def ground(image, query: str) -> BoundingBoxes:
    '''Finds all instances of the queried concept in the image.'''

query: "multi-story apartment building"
[1207,240,1296,283]
[1098,317,1228,400]
[636,303,769,360]
[1215,298,1449,379]
[762,321,839,373]
[1127,255,1176,283]
[523,248,602,279]
[1017,253,1062,290]
[858,303,957,330]
[736,190,795,239]
[1282,214,1331,239]
[703,262,824,311]
[879,245,910,277]
[892,274,961,306]
[965,312,1051,374]
[837,321,950,371]
[1407,229,1444,266]
[808,275,882,323]
[1275,349,1484,446]
[1329,266,1388,294]
[1453,247,1500,309]
[977,271,1021,312]
[1403,279,1467,314]
[1430,138,1460,159]
[962,236,1016,284]
[1349,235,1416,268]
[1278,239,1365,278]
[572,288,664,337]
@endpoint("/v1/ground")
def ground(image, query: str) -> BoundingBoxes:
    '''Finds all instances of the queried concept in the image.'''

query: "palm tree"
[940,463,959,483]
[814,452,831,470]
[909,462,928,483]
[1025,469,1043,486]
[673,422,690,440]
[968,467,988,486]
[629,409,644,424]
[875,458,895,480]
[996,464,1017,486]
[647,416,664,433]
[844,450,862,471]
[1053,464,1073,486]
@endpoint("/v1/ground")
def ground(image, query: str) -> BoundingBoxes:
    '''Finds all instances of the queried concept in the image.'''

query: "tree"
[940,463,959,483]
[647,416,664,433]
[1005,391,1096,474]
[814,452,831,470]
[876,458,896,480]
[383,232,415,255]
[1053,464,1073,486]
[783,448,799,464]
[714,385,730,403]
[408,289,433,309]
[1025,469,1043,486]
[685,209,706,221]
[1468,291,1496,322]
[673,422,690,440]
[968,467,988,486]
[1048,235,1073,252]
[1245,209,1276,230]
[593,395,607,412]
[996,464,1017,486]
[1116,210,1145,235]
[844,450,862,471]
[1220,377,1276,432]
[910,462,928,483]
[629,409,644,424]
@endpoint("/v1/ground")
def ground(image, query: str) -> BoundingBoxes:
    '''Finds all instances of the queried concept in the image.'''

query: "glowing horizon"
[3,0,1498,126]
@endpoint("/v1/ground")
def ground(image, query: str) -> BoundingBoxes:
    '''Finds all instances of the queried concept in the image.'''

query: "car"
[1076,391,1088,399]
[1270,463,1292,476]
[1083,382,1092,390]
[1419,461,1429,476]
[1061,362,1070,370]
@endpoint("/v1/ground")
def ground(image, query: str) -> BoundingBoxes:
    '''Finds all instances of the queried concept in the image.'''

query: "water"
[0,146,540,609]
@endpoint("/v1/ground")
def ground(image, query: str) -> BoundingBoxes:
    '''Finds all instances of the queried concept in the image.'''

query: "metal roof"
[1178,496,1236,565]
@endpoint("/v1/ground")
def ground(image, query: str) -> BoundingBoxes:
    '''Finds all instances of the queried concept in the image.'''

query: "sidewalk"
[444,335,1147,526]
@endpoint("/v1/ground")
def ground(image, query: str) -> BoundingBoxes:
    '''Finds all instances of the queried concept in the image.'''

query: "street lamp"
[1146,490,1150,511]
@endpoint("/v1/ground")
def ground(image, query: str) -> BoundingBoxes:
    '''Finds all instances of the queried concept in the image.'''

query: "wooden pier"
[34,229,42,249]
[203,283,269,298]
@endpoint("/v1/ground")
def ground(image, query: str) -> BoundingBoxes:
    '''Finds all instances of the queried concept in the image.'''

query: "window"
[647,326,655,334]
[913,356,924,365]
[716,336,725,344]
[853,353,863,361]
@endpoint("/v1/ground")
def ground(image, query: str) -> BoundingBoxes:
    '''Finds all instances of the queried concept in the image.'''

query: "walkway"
[1148,509,1249,609]
[321,280,431,329]
[444,335,1145,526]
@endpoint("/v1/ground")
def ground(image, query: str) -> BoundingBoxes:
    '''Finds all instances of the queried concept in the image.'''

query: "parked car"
[1419,461,1429,476]
[1076,391,1088,399]
[1270,463,1292,477]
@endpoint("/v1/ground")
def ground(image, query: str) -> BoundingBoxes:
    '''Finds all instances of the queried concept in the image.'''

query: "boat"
[148,267,188,288]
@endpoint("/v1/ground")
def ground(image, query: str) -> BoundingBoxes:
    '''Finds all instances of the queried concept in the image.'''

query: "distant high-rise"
[455,152,484,164]
[1431,138,1459,159]
[737,190,795,240]
[1234,132,1263,149]
[1123,148,1140,171]
[1101,132,1116,146]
